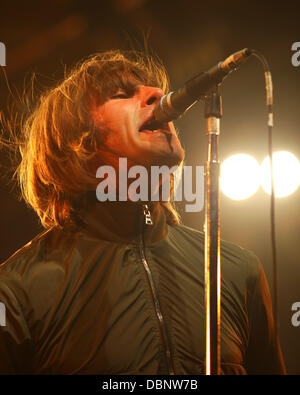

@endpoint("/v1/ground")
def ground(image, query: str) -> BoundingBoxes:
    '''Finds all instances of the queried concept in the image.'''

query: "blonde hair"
[16,49,181,228]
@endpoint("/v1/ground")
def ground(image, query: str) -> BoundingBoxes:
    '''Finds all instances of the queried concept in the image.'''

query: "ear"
[88,90,104,125]
[87,89,101,111]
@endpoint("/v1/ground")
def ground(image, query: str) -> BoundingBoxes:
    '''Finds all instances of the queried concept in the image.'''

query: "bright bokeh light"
[260,151,300,197]
[220,154,260,200]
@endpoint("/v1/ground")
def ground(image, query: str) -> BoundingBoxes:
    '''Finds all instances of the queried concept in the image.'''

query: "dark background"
[0,0,299,374]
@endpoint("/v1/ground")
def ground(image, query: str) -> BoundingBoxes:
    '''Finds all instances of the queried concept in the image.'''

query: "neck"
[79,195,167,244]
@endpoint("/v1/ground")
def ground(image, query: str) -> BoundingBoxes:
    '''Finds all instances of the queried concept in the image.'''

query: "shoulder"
[1,228,59,273]
[0,227,76,290]
[0,227,78,316]
[220,235,261,278]
[168,223,204,247]
[169,223,261,281]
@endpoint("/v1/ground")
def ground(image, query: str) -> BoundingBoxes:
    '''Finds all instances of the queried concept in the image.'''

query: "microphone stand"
[204,85,222,375]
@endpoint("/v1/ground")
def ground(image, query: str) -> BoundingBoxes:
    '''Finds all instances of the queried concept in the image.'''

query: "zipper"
[139,204,175,375]
[143,204,153,225]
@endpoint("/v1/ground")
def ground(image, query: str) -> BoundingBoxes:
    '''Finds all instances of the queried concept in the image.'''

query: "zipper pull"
[142,204,153,226]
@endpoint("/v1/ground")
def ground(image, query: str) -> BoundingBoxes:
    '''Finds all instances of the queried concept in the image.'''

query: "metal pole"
[204,85,222,375]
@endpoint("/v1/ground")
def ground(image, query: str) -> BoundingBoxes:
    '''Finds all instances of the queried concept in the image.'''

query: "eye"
[111,91,130,99]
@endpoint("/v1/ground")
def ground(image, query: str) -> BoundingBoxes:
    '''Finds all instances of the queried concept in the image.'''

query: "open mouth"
[138,118,169,133]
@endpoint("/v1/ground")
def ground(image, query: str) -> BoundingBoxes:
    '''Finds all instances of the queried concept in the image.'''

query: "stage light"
[260,151,300,197]
[220,154,260,200]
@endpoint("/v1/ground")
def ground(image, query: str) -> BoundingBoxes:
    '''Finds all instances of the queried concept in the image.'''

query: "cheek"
[99,107,135,136]
[93,112,125,144]
[101,131,124,153]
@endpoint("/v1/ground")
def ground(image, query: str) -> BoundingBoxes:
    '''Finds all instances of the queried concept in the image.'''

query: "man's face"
[90,78,185,170]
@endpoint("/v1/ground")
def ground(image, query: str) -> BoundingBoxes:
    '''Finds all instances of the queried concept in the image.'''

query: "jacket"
[0,200,286,374]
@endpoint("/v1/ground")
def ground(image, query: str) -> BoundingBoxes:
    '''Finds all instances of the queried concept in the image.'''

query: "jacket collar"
[78,195,168,244]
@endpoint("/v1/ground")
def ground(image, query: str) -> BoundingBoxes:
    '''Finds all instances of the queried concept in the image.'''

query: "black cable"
[250,49,279,342]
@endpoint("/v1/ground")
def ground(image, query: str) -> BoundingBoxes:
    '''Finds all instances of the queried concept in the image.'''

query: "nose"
[139,86,163,107]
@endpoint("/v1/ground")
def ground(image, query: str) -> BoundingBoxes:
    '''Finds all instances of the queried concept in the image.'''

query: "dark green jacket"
[0,201,285,374]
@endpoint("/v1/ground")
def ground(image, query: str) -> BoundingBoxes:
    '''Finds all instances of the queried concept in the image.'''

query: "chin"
[166,149,184,167]
[164,140,185,166]
[148,147,185,168]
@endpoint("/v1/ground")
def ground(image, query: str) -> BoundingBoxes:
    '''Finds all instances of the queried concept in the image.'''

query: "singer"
[0,50,285,375]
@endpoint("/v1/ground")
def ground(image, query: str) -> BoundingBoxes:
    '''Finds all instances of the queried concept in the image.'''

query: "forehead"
[102,61,160,88]
[90,58,165,105]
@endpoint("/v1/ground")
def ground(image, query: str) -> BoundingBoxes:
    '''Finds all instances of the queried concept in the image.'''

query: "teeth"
[139,120,164,132]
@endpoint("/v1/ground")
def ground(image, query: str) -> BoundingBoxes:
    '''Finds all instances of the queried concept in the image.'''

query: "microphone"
[153,48,253,123]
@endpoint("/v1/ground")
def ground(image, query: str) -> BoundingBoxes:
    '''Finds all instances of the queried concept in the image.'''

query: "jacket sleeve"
[0,271,34,374]
[244,259,286,374]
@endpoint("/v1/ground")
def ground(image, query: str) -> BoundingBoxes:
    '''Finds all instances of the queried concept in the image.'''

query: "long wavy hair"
[16,50,181,228]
